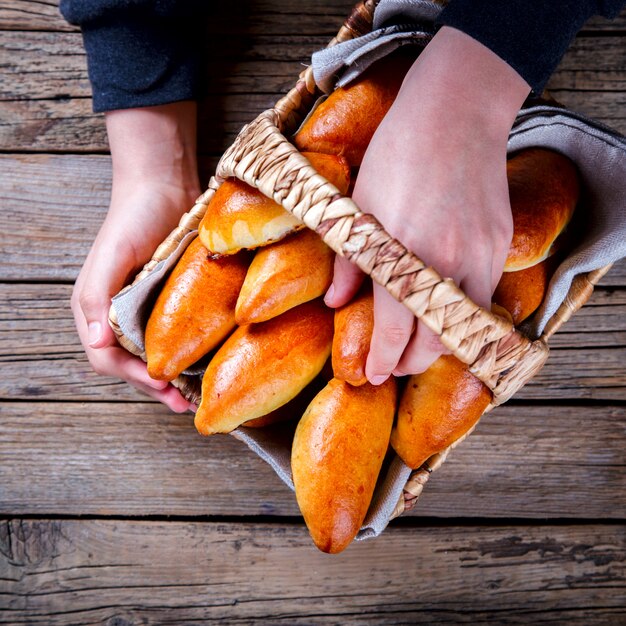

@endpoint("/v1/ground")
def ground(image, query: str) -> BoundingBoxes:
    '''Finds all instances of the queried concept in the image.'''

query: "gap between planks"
[0,519,624,625]
[0,402,624,519]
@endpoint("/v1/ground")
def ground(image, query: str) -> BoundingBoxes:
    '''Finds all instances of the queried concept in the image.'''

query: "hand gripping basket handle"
[216,109,550,405]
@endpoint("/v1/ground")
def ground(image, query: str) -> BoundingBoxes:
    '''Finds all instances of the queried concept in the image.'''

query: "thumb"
[325,254,365,308]
[73,235,137,350]
[77,288,118,349]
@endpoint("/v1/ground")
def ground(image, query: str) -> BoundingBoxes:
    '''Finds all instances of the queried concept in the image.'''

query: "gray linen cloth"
[111,0,626,541]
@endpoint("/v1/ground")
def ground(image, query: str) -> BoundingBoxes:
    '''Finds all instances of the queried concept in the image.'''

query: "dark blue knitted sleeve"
[61,1,625,111]
[59,0,208,112]
[437,0,625,94]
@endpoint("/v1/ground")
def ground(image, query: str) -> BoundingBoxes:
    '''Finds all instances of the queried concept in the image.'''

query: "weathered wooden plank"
[0,92,290,153]
[1,0,624,33]
[601,260,626,287]
[0,33,624,151]
[0,31,92,100]
[547,89,626,133]
[0,402,623,518]
[0,154,111,281]
[0,520,624,624]
[546,288,626,348]
[0,283,624,402]
[517,347,626,400]
[0,32,327,100]
[0,0,76,31]
[0,154,217,282]
[2,31,624,101]
[0,97,108,152]
[1,88,623,153]
[544,37,626,91]
[0,0,356,34]
[2,154,626,285]
[0,96,106,152]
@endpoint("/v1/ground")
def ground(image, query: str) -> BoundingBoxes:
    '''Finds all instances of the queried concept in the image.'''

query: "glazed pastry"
[194,300,334,435]
[331,282,374,386]
[242,377,326,429]
[292,377,397,553]
[293,50,416,166]
[494,258,554,325]
[235,228,334,324]
[390,355,492,470]
[145,237,249,381]
[504,148,579,271]
[198,152,350,254]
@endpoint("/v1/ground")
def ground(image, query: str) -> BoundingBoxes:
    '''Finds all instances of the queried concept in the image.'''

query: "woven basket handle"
[216,110,549,404]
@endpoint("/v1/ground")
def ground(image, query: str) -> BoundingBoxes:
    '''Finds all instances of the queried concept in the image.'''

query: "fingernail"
[370,374,388,385]
[189,404,198,414]
[324,284,335,305]
[88,321,102,347]
[392,368,405,377]
[149,378,168,390]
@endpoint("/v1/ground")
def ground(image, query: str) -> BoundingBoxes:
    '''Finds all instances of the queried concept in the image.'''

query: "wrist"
[106,101,200,198]
[404,26,531,141]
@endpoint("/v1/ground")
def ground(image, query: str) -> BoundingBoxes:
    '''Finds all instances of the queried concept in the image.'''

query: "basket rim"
[107,0,614,522]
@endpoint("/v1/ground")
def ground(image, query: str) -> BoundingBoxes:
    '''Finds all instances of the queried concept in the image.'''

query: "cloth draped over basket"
[109,0,626,541]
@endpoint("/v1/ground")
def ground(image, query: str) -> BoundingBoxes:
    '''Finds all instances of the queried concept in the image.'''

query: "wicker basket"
[109,0,614,521]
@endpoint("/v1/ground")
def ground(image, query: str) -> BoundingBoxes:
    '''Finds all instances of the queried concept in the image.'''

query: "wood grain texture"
[3,32,624,100]
[0,402,623,518]
[1,0,624,33]
[0,0,357,34]
[546,288,626,348]
[0,0,76,31]
[0,97,107,152]
[1,154,626,285]
[0,34,624,152]
[545,37,626,92]
[0,283,625,402]
[0,520,624,624]
[0,32,327,100]
[517,347,626,400]
[0,154,219,282]
[0,93,290,153]
[1,0,624,621]
[546,90,626,133]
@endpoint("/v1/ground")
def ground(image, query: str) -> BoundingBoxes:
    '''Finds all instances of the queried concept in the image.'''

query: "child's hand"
[325,27,531,383]
[71,102,201,411]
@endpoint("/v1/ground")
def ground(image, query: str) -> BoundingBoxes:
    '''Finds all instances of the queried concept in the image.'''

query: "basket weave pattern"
[109,0,612,519]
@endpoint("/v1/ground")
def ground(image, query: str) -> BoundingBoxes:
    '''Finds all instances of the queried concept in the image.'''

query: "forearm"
[330,25,533,381]
[403,26,531,143]
[60,0,207,112]
[437,0,626,94]
[106,101,201,213]
[71,102,200,413]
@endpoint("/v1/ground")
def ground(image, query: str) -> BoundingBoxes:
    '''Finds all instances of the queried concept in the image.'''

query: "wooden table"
[1,1,625,623]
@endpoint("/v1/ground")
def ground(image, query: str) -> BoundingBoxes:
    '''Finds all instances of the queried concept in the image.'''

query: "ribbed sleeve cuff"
[81,14,201,113]
[436,0,599,94]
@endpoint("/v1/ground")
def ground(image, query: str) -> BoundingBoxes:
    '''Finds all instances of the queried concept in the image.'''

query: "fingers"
[85,343,168,391]
[72,282,169,394]
[325,254,365,308]
[363,258,497,383]
[75,298,194,413]
[394,322,448,377]
[76,290,118,349]
[84,343,194,413]
[73,243,137,350]
[365,284,414,384]
[460,264,495,311]
[132,379,194,413]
